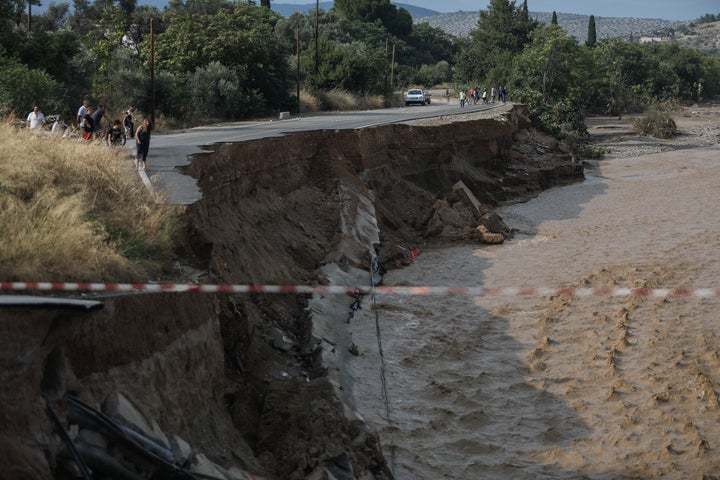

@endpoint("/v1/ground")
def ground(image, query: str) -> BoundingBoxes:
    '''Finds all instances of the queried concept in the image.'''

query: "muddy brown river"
[353,145,720,479]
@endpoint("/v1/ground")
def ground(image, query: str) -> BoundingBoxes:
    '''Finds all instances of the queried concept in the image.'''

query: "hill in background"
[270,2,438,18]
[415,10,684,44]
[131,1,717,55]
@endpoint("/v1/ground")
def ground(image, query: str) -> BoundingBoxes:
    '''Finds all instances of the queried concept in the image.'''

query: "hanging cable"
[368,254,397,475]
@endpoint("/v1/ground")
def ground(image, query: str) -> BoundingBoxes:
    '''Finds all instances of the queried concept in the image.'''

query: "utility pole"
[296,27,301,114]
[150,18,156,125]
[383,38,389,106]
[390,43,396,91]
[314,0,319,80]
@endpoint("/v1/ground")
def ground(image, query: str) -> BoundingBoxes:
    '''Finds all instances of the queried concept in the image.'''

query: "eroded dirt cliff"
[0,105,583,480]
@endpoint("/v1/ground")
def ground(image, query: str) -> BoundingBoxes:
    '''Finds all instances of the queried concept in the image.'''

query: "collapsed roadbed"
[1,105,583,479]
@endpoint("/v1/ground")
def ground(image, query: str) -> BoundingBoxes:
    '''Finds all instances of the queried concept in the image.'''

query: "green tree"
[513,24,579,103]
[302,39,385,94]
[454,0,538,83]
[88,5,132,97]
[124,6,163,56]
[551,11,557,25]
[586,15,597,47]
[153,3,290,111]
[0,56,63,115]
[404,22,454,68]
[187,61,244,118]
[510,24,587,139]
[14,29,80,84]
[433,60,452,84]
[165,0,233,16]
[32,3,71,32]
[333,0,411,38]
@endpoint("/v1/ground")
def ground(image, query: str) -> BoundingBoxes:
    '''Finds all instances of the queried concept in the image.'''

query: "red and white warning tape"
[1,282,719,298]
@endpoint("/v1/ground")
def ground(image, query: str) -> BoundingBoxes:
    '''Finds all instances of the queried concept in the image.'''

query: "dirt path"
[351,107,720,479]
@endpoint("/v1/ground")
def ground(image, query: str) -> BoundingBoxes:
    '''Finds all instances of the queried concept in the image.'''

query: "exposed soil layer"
[0,105,584,479]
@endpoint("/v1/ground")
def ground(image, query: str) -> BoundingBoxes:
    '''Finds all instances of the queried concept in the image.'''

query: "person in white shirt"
[77,99,90,128]
[26,105,45,130]
[51,115,67,136]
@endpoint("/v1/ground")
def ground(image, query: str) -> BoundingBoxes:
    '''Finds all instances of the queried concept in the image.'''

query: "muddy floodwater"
[353,145,720,479]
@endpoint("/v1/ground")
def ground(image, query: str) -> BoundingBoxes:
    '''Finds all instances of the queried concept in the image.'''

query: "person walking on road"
[135,118,152,171]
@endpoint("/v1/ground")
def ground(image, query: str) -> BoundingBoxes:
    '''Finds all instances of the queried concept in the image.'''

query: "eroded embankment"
[0,106,583,480]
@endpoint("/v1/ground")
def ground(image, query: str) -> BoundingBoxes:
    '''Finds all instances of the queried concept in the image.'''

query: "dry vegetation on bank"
[299,88,388,112]
[0,122,182,282]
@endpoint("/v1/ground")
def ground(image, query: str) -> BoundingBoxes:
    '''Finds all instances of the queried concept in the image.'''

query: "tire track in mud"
[499,246,720,477]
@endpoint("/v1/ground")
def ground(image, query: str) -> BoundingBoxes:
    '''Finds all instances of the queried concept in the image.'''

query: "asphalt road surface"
[134,100,501,204]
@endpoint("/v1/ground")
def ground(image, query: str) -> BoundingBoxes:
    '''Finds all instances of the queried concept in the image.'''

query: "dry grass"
[0,122,182,282]
[299,89,321,113]
[301,88,386,112]
[323,88,360,110]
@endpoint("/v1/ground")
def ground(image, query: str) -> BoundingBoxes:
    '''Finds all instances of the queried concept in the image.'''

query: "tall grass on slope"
[0,123,182,282]
[302,88,386,112]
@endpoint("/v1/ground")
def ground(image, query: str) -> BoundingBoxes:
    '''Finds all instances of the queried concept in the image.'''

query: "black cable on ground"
[369,255,397,477]
[43,396,94,480]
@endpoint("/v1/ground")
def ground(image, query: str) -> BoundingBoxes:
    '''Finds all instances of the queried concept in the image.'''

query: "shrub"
[0,57,64,116]
[577,144,610,160]
[632,111,677,138]
[187,61,243,119]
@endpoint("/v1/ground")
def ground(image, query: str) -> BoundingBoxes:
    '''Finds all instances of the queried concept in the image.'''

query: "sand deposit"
[351,106,720,479]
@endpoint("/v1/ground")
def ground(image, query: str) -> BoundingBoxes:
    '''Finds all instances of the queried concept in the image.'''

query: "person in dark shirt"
[106,119,124,147]
[82,107,95,142]
[91,104,107,138]
[135,118,152,171]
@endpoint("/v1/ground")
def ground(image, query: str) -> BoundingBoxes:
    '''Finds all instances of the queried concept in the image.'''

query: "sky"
[277,1,720,21]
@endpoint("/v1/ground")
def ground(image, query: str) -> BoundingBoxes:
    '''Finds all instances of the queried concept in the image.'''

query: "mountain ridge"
[271,2,439,18]
[416,10,685,43]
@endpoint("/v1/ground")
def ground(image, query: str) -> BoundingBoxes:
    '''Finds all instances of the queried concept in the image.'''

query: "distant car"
[423,90,431,104]
[404,89,426,106]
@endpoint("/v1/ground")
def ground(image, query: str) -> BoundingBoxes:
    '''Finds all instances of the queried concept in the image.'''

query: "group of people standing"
[458,85,507,108]
[77,101,152,171]
[25,101,152,172]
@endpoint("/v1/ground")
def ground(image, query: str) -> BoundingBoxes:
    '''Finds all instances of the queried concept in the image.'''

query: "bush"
[0,57,64,116]
[187,61,243,119]
[577,144,610,160]
[632,111,677,138]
